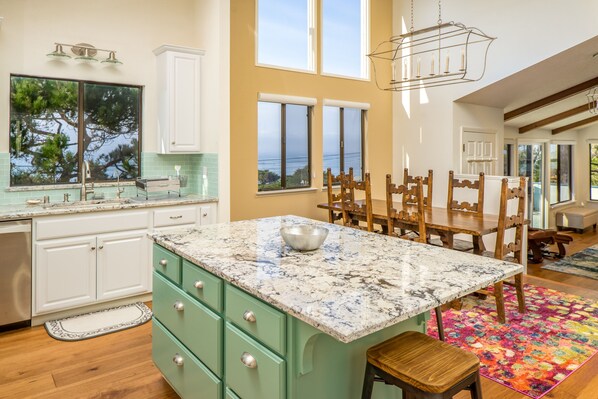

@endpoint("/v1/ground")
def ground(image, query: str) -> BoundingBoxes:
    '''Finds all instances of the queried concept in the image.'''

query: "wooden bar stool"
[361,331,482,399]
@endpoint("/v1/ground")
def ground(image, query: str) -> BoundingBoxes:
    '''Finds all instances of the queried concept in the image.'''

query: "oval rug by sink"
[44,302,152,341]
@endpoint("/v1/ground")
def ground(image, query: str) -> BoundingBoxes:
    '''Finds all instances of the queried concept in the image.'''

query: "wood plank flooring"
[0,231,596,399]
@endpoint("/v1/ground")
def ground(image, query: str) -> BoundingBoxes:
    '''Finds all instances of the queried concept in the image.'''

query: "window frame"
[255,0,317,74]
[549,143,572,205]
[257,100,313,192]
[320,0,370,80]
[322,104,366,183]
[9,74,143,187]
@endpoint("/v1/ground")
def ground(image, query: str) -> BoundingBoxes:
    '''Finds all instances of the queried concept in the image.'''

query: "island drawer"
[182,260,223,312]
[153,319,222,399]
[225,323,285,399]
[225,285,286,355]
[153,272,223,377]
[154,206,197,228]
[153,244,182,284]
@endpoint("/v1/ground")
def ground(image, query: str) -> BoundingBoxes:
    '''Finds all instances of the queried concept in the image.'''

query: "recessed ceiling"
[456,35,598,134]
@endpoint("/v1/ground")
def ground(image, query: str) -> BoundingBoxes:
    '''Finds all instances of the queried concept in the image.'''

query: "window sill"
[6,181,135,192]
[256,187,318,197]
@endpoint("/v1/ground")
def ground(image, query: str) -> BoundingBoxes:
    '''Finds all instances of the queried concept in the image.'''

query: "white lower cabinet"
[35,230,150,314]
[97,230,149,301]
[33,202,217,316]
[35,236,97,313]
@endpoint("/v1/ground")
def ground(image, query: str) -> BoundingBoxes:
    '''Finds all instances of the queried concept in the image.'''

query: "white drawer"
[35,210,150,240]
[153,206,197,228]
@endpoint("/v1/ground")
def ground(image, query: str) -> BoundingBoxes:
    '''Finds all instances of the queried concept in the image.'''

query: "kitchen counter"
[0,194,218,221]
[150,215,523,343]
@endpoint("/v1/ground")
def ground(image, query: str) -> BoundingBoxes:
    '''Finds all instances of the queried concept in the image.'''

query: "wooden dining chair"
[340,171,374,232]
[386,174,445,340]
[479,177,527,323]
[325,168,348,224]
[403,168,433,208]
[438,170,485,252]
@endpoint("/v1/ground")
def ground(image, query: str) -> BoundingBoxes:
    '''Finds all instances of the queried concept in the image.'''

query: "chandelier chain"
[438,0,442,25]
[410,0,414,32]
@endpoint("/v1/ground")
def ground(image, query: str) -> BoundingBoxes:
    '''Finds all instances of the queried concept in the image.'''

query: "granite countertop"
[150,215,523,343]
[0,194,218,221]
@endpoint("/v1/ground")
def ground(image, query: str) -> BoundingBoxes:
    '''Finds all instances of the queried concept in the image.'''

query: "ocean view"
[258,152,362,177]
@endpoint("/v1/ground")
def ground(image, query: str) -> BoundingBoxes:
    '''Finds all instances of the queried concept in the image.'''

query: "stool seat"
[366,331,479,394]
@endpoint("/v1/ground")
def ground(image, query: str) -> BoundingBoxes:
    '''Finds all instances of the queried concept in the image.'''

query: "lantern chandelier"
[588,86,598,115]
[368,0,495,92]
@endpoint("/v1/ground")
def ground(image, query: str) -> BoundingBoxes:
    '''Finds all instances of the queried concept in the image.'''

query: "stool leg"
[361,362,376,399]
[470,372,483,399]
[435,307,445,341]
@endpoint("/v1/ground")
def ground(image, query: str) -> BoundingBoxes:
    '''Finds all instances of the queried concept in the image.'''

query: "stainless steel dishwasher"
[0,219,32,330]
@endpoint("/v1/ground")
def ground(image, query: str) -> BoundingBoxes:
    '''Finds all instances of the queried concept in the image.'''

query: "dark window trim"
[9,74,143,186]
[590,143,598,201]
[504,143,512,176]
[327,106,365,184]
[551,144,572,205]
[258,101,312,192]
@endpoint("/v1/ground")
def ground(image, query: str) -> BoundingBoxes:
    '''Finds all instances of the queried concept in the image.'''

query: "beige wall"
[230,0,393,221]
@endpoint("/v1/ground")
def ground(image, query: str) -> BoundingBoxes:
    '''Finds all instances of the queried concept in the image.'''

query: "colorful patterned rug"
[427,284,598,398]
[541,244,598,280]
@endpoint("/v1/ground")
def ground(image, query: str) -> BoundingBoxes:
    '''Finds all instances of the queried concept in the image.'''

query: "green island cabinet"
[151,243,428,399]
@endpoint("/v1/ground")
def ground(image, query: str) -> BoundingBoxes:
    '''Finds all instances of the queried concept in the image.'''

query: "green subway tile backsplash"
[0,152,218,205]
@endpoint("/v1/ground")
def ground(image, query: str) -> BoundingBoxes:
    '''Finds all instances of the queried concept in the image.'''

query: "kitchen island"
[150,215,523,399]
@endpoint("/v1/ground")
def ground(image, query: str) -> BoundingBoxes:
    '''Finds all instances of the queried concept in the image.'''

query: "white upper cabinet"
[154,45,205,153]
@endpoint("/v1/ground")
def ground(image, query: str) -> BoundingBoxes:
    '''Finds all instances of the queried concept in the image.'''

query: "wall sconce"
[47,42,123,64]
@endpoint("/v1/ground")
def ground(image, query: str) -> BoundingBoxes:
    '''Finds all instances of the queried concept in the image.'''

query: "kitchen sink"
[42,198,133,209]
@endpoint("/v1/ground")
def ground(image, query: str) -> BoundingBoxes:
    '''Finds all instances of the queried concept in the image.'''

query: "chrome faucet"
[81,161,95,201]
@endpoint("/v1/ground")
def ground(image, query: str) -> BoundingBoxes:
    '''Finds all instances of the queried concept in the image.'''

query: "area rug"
[541,244,598,280]
[45,302,152,341]
[427,284,598,398]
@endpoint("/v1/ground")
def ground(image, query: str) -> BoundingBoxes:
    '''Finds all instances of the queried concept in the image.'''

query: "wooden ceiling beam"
[519,104,587,133]
[552,115,598,135]
[505,76,598,121]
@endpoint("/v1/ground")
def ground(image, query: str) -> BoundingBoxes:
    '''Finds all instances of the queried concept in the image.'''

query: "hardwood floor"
[0,231,596,399]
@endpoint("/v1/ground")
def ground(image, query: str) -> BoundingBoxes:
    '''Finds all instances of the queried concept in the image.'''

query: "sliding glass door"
[518,144,545,228]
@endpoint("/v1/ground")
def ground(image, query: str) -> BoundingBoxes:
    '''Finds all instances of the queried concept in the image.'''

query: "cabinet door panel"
[97,230,149,301]
[35,236,97,314]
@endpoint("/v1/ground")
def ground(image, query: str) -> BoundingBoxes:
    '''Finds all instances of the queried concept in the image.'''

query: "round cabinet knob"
[194,281,204,289]
[243,310,256,323]
[173,354,184,367]
[173,301,184,311]
[98,245,104,250]
[91,246,96,251]
[159,259,168,267]
[240,352,257,369]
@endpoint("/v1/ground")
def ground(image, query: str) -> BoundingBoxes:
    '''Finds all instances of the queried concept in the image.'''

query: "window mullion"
[339,107,344,173]
[77,82,85,184]
[281,104,287,189]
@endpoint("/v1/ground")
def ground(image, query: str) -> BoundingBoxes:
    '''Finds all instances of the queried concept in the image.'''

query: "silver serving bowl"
[280,225,329,251]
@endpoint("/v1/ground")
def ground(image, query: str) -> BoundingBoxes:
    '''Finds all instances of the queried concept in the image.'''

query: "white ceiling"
[456,35,598,133]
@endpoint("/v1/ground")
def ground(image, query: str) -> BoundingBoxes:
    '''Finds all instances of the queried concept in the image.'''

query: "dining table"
[317,199,500,254]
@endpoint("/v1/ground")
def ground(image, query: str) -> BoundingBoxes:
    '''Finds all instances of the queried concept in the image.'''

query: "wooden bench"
[528,228,573,263]
[556,206,598,233]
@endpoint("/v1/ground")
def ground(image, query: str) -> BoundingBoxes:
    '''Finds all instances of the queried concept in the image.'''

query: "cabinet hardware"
[98,245,104,250]
[193,280,204,289]
[172,353,184,366]
[169,215,183,219]
[240,352,257,369]
[243,310,256,323]
[159,259,168,267]
[91,246,96,251]
[202,213,208,217]
[173,301,184,311]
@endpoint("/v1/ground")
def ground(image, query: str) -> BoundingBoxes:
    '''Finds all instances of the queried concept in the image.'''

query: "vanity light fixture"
[368,0,495,92]
[47,42,123,64]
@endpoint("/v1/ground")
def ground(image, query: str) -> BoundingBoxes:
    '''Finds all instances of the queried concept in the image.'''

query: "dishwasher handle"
[0,220,32,234]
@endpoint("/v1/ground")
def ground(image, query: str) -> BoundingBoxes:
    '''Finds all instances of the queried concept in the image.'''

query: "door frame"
[459,127,498,175]
[516,139,550,229]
